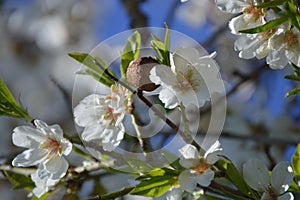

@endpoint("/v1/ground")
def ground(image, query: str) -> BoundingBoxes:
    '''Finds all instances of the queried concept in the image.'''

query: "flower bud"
[126,57,159,91]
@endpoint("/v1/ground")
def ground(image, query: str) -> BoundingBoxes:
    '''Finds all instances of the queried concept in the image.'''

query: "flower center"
[176,68,198,91]
[192,158,209,174]
[243,4,264,21]
[266,186,278,200]
[40,137,62,156]
[285,31,299,50]
[102,106,122,126]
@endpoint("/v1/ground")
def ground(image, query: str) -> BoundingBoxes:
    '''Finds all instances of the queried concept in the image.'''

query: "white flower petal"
[179,144,200,168]
[48,124,64,138]
[101,125,125,151]
[234,34,260,59]
[60,138,73,156]
[12,149,48,167]
[271,162,294,194]
[34,120,49,131]
[278,192,294,200]
[204,140,221,158]
[229,14,265,35]
[178,170,199,193]
[74,94,104,127]
[267,49,288,69]
[31,172,59,198]
[243,159,269,191]
[12,126,46,148]
[158,87,179,109]
[81,123,106,141]
[43,156,69,179]
[196,168,215,187]
[215,0,249,13]
[171,47,200,72]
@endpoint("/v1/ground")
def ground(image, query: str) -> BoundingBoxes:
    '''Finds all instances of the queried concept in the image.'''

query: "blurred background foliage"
[0,0,299,199]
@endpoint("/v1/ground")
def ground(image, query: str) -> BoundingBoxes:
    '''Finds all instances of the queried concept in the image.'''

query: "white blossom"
[234,28,278,60]
[31,171,59,198]
[267,27,300,68]
[243,159,294,200]
[74,84,132,151]
[178,141,222,193]
[149,47,223,109]
[215,0,266,34]
[12,120,72,180]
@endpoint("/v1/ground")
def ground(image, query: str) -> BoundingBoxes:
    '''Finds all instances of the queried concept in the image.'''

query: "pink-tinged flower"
[74,84,132,151]
[12,120,72,180]
[243,159,294,200]
[178,141,222,193]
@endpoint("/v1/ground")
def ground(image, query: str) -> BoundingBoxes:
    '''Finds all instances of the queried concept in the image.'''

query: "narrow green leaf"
[131,168,178,197]
[4,170,35,190]
[136,168,179,180]
[292,143,300,181]
[76,69,113,87]
[257,0,287,8]
[164,22,170,52]
[69,53,117,87]
[285,85,300,97]
[239,16,289,34]
[216,159,255,199]
[284,75,300,82]
[130,177,176,197]
[120,31,141,78]
[0,77,31,121]
[287,0,300,31]
[151,25,171,66]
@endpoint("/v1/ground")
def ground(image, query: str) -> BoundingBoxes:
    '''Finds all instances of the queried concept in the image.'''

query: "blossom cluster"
[74,83,133,151]
[216,0,300,69]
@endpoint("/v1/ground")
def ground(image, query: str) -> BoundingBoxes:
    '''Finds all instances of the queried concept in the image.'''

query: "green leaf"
[287,0,300,31]
[4,170,35,190]
[130,168,178,197]
[292,143,300,181]
[69,53,117,87]
[257,0,287,8]
[284,75,300,82]
[285,85,300,97]
[120,31,141,78]
[100,187,134,200]
[150,24,171,66]
[216,159,256,199]
[164,22,170,52]
[0,77,32,121]
[239,16,289,34]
